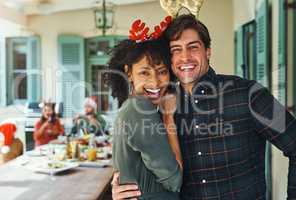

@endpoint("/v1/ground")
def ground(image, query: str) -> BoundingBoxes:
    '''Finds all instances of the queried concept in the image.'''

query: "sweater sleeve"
[125,97,182,192]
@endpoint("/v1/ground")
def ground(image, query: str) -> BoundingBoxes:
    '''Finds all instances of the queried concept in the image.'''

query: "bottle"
[65,136,72,159]
[87,134,97,161]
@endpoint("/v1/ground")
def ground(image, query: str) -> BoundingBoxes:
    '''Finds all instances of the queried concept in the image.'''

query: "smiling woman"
[107,32,183,199]
[107,38,173,107]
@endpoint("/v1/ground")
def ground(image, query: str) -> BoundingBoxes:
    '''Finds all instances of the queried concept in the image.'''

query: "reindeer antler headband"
[160,0,205,19]
[129,16,172,43]
[129,0,205,43]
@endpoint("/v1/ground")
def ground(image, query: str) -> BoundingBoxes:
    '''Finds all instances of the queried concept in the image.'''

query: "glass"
[46,144,56,180]
[88,40,110,56]
[97,40,110,56]
[87,148,97,161]
[13,42,27,70]
[13,73,27,99]
[91,65,109,112]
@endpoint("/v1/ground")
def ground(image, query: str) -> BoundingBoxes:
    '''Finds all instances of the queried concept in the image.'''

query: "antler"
[150,16,172,39]
[160,0,180,17]
[183,0,205,19]
[159,0,205,19]
[129,19,150,42]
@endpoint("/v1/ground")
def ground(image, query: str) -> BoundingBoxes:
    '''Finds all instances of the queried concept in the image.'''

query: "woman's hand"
[160,93,177,115]
[111,172,141,200]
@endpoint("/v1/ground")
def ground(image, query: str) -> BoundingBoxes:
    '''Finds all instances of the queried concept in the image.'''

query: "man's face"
[169,28,211,88]
[85,105,95,115]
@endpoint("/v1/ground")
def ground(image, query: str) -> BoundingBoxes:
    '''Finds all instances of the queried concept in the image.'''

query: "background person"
[33,102,64,146]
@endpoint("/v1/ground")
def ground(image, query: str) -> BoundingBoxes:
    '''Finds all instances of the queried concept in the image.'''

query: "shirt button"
[201,90,205,94]
[195,125,199,129]
[202,179,207,183]
[198,152,202,156]
[194,99,198,103]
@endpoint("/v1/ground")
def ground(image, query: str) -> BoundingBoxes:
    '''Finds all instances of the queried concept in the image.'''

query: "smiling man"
[112,14,296,200]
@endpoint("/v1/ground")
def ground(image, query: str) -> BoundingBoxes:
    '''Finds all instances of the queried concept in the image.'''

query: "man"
[72,97,107,136]
[112,14,296,199]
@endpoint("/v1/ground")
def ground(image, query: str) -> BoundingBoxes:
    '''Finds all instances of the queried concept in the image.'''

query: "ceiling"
[0,0,157,15]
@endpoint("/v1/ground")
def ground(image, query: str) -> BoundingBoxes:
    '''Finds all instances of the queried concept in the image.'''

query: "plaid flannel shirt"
[174,67,296,200]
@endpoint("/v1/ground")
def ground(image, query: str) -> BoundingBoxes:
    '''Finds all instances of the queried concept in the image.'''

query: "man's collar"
[177,67,219,96]
[195,66,219,86]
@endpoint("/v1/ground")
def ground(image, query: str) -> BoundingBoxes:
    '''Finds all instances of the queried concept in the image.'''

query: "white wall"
[0,4,26,26]
[199,0,234,75]
[233,0,256,29]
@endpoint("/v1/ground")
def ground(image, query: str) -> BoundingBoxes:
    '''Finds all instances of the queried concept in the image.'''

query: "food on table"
[47,162,65,169]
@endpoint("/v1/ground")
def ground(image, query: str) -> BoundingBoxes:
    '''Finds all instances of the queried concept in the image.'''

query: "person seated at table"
[71,97,106,136]
[34,102,64,146]
[0,122,23,165]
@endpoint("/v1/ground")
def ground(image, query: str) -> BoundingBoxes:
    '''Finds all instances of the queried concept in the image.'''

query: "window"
[6,37,41,105]
[9,39,28,102]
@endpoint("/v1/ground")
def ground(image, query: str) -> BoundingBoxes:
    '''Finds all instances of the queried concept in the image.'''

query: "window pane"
[13,73,27,99]
[91,65,109,112]
[97,40,110,56]
[13,42,27,70]
[87,40,110,57]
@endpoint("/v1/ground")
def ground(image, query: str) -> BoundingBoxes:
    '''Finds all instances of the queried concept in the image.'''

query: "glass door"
[7,38,28,104]
[91,65,109,112]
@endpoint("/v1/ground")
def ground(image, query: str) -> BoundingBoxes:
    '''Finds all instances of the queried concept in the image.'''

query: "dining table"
[0,145,114,200]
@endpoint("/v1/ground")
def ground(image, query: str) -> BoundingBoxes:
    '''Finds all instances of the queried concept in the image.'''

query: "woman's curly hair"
[107,38,175,107]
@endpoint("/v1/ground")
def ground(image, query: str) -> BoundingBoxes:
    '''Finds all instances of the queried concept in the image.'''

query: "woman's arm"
[125,97,182,192]
[33,121,48,140]
[163,114,183,170]
[161,93,183,170]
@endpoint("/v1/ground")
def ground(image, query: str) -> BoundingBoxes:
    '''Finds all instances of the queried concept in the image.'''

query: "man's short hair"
[164,14,211,49]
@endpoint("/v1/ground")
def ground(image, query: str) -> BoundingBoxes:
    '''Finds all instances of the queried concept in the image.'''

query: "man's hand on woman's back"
[111,172,141,200]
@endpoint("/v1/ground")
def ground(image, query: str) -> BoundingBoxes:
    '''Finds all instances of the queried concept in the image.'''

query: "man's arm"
[249,82,296,199]
[111,172,141,200]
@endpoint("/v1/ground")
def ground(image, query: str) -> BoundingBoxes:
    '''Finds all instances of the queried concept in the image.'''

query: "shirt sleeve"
[125,97,182,192]
[249,81,296,199]
[96,113,107,131]
[56,119,64,135]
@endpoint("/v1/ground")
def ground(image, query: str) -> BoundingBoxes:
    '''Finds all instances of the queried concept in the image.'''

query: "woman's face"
[43,105,53,119]
[128,56,170,105]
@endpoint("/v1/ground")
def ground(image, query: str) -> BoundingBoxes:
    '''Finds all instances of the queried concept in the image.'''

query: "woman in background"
[34,103,64,146]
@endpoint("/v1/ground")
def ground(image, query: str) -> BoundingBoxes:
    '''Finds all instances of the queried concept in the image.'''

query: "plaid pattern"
[174,67,296,200]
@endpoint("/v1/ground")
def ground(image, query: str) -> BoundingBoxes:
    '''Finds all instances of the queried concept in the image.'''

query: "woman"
[33,103,64,146]
[71,97,106,136]
[109,18,182,200]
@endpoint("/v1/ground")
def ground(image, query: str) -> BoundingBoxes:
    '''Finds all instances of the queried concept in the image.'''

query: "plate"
[28,161,79,175]
[78,159,111,168]
[25,150,46,157]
